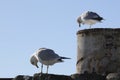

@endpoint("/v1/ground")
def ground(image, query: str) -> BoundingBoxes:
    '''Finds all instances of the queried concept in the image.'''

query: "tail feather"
[60,57,71,59]
[57,59,64,62]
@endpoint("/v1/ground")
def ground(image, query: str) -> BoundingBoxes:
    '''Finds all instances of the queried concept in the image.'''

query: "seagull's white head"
[30,55,39,68]
[77,17,82,27]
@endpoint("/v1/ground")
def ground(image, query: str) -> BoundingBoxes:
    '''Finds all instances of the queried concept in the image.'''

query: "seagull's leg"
[90,25,91,28]
[41,64,43,73]
[46,65,49,74]
[39,64,43,77]
[79,23,81,27]
[45,66,49,80]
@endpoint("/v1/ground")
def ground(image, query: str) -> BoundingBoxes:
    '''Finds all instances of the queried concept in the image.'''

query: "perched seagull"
[77,11,104,28]
[30,48,70,74]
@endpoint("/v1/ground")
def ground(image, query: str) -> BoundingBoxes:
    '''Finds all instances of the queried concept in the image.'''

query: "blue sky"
[0,0,120,78]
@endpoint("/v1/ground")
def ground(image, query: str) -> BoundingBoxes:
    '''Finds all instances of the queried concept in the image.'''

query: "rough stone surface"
[0,78,13,80]
[7,72,120,80]
[106,72,120,80]
[76,28,120,75]
[71,72,106,80]
[13,75,33,80]
[33,73,73,80]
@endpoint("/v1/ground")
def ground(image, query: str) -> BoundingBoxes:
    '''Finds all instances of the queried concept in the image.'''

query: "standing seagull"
[77,11,104,28]
[30,48,70,74]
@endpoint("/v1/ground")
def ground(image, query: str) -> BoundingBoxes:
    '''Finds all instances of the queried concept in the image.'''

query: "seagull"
[77,11,104,28]
[30,48,70,74]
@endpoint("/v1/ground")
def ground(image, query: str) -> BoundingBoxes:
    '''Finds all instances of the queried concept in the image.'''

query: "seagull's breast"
[39,58,58,65]
[84,19,98,25]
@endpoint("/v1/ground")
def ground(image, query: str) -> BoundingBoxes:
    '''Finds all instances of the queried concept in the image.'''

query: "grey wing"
[38,49,60,61]
[84,11,101,19]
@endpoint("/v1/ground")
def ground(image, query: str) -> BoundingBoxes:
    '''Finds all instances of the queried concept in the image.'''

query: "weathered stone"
[0,78,13,80]
[106,72,120,80]
[33,73,73,80]
[76,28,120,75]
[71,72,106,80]
[13,75,33,80]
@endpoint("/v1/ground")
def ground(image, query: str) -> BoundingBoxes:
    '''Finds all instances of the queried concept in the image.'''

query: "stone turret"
[76,28,120,75]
